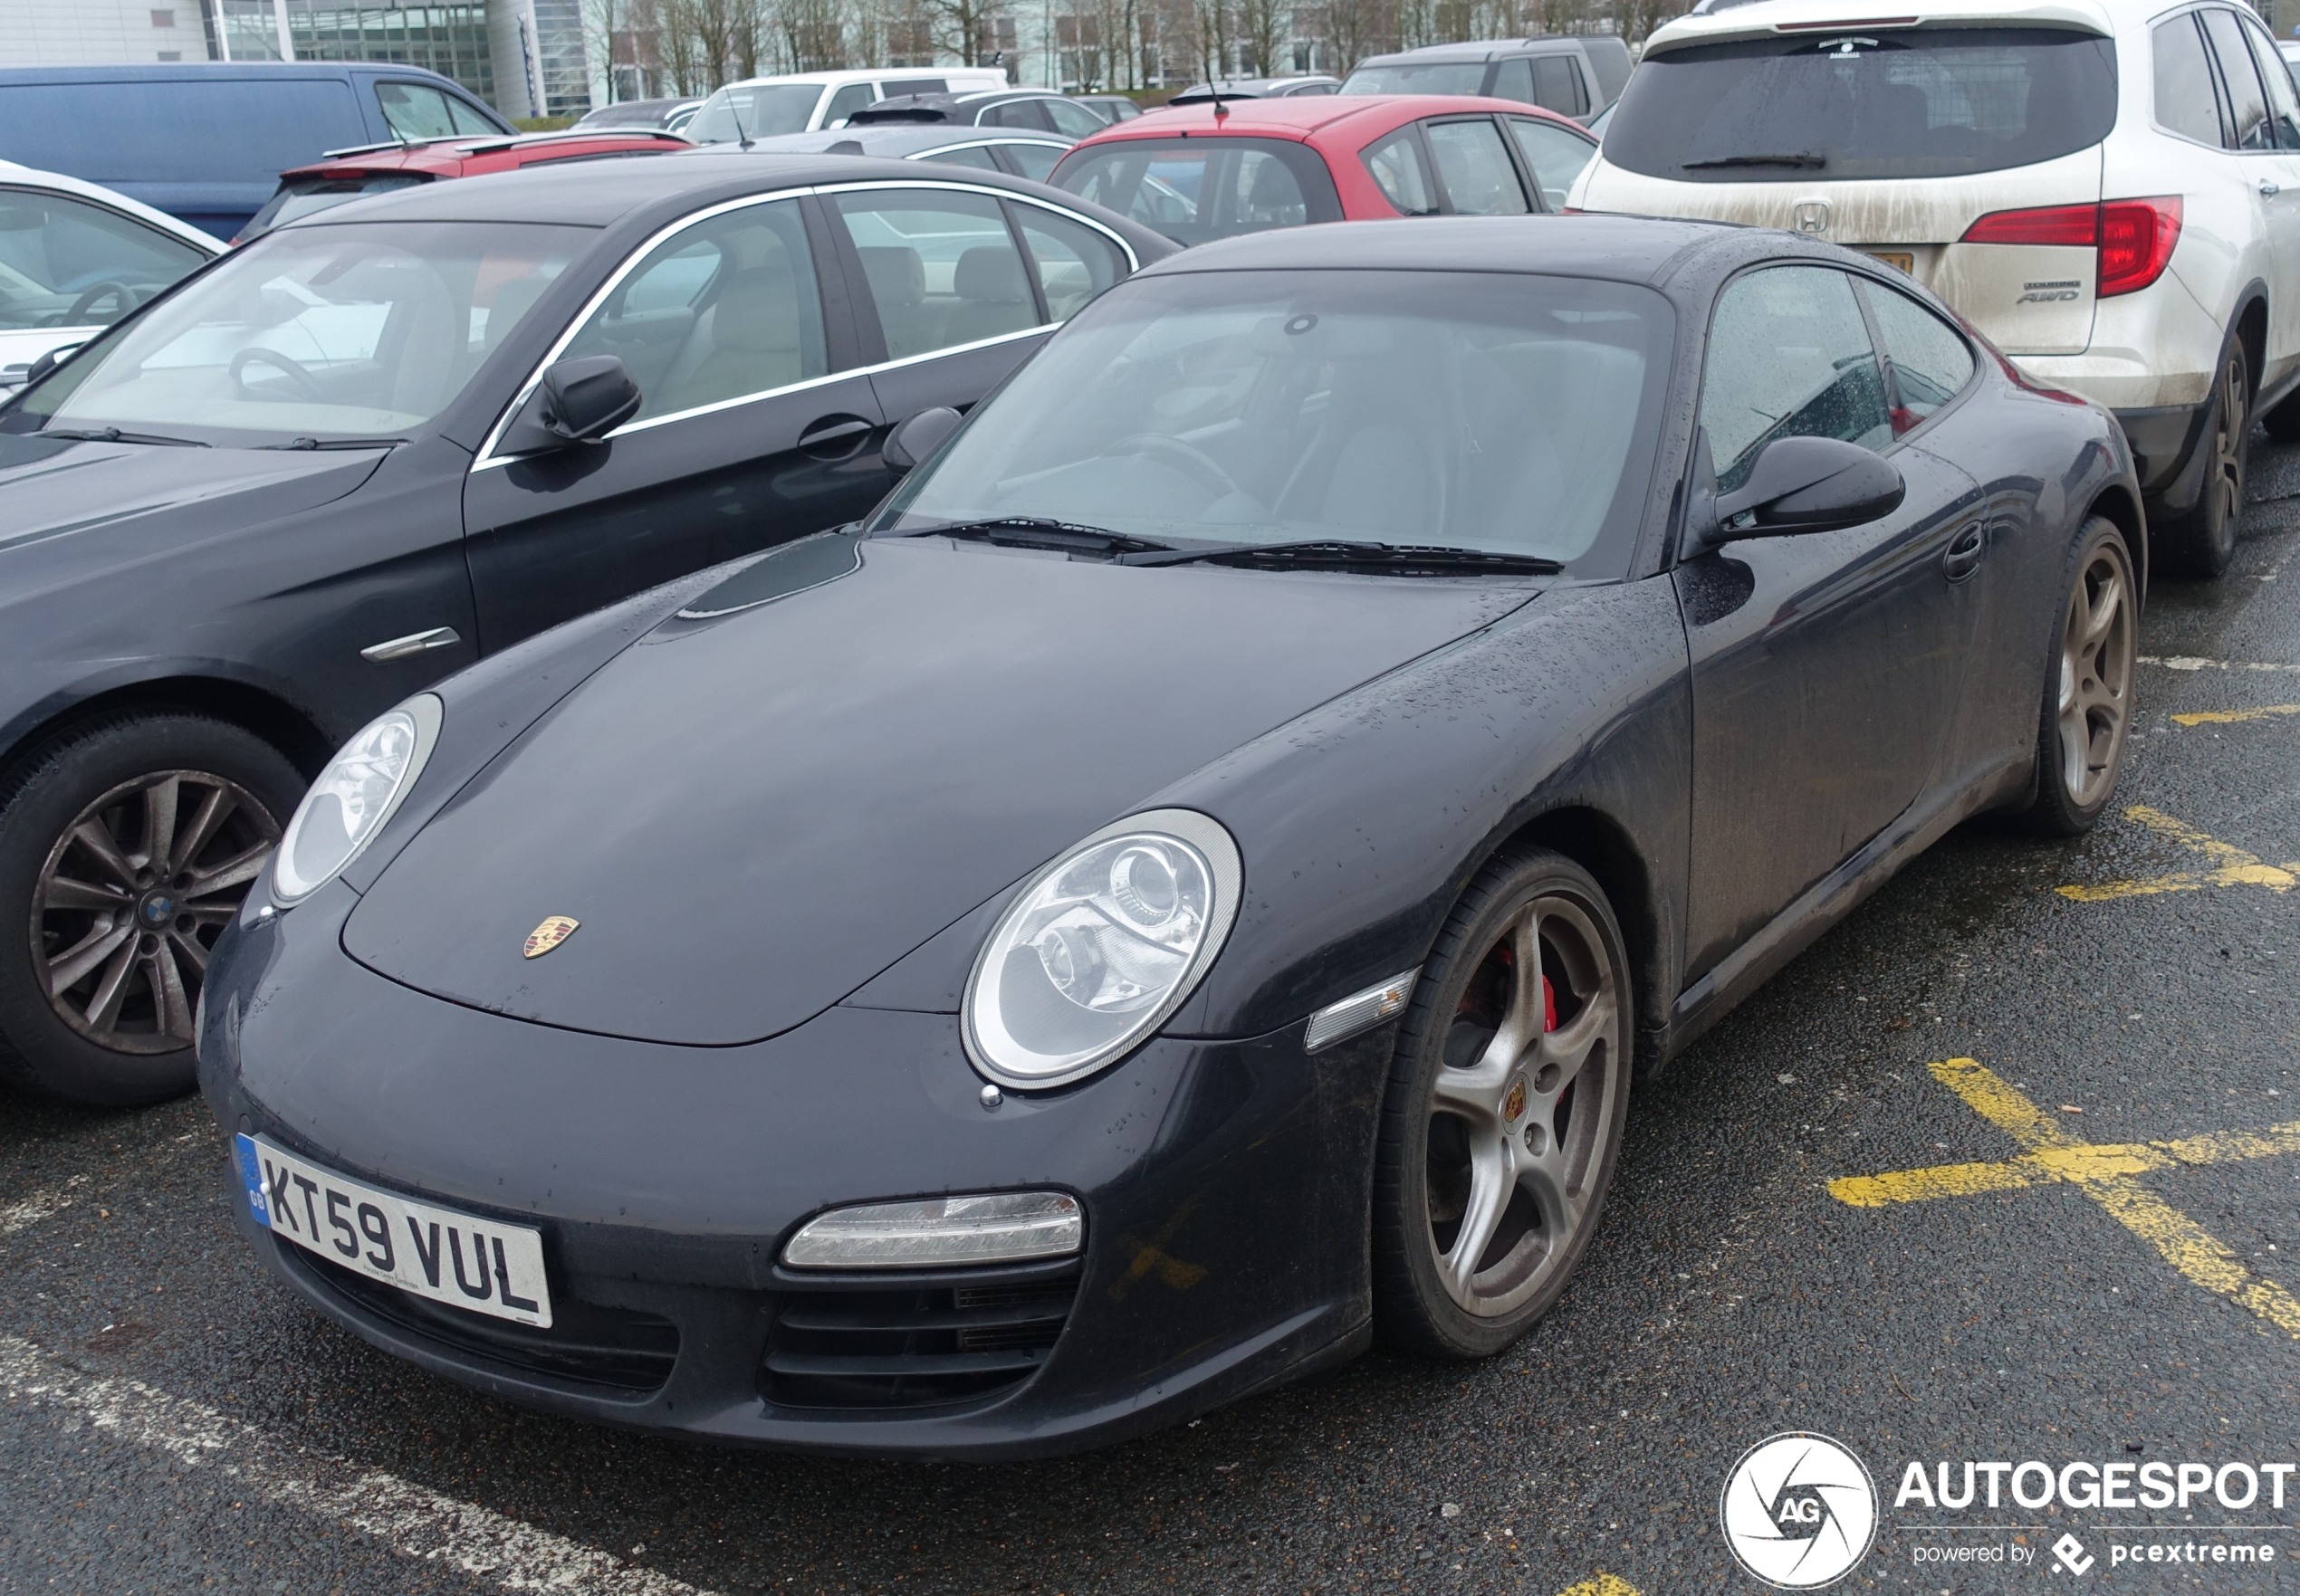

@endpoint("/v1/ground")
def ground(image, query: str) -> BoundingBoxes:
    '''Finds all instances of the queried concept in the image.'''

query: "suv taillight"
[1959,197,2183,298]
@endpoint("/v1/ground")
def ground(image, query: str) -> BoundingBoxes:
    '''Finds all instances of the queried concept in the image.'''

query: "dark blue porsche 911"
[200,215,2142,1457]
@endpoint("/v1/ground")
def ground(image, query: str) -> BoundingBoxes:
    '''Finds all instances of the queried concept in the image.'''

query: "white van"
[686,69,1011,145]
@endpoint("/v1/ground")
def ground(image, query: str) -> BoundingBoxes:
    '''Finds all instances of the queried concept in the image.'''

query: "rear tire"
[2152,337,2248,578]
[2022,517,2139,836]
[0,713,299,1108]
[1372,848,1632,1360]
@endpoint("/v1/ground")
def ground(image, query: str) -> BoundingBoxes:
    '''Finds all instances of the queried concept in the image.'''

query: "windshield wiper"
[38,425,209,447]
[1681,152,1826,170]
[260,435,407,451]
[1122,540,1563,575]
[894,517,1177,557]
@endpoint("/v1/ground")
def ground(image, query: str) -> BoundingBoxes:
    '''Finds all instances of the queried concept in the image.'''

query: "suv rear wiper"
[896,517,1177,557]
[38,425,209,447]
[1681,152,1826,169]
[1121,539,1563,574]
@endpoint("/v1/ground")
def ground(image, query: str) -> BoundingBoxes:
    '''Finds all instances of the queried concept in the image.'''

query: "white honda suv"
[1574,0,2300,575]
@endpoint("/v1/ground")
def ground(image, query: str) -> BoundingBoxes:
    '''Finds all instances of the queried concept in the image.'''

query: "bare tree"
[1235,0,1287,73]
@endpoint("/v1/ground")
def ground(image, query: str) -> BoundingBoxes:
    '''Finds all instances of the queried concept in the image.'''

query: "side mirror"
[501,355,642,454]
[23,341,83,387]
[882,406,962,474]
[1709,435,1904,540]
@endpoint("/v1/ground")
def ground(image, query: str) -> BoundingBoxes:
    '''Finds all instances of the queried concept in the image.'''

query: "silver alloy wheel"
[1423,890,1624,1318]
[2208,349,2247,532]
[32,770,279,1054]
[2056,540,2136,810]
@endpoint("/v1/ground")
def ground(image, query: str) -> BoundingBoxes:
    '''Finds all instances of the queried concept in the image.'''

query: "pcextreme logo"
[1720,1432,1881,1589]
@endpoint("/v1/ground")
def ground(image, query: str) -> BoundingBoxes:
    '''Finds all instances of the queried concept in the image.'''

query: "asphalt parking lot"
[11,444,2300,1595]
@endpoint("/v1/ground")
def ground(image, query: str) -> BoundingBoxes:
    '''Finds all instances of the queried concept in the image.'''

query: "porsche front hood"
[343,535,1533,1045]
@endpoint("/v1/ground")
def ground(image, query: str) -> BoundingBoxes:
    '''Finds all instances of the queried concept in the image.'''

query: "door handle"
[796,415,875,460]
[360,626,461,663]
[1942,522,1985,583]
[2262,179,2283,198]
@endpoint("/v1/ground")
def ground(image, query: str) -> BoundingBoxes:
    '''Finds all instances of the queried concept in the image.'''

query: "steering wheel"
[1114,433,1242,500]
[229,347,328,404]
[61,281,137,325]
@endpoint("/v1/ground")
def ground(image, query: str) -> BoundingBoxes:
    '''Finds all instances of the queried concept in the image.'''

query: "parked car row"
[0,0,2252,1458]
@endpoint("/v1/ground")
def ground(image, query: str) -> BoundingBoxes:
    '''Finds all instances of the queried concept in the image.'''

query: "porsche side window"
[559,196,829,424]
[1014,207,1126,321]
[1362,129,1438,215]
[1425,119,1530,215]
[1861,281,1975,435]
[1506,118,1598,210]
[1701,265,1892,492]
[831,188,1041,359]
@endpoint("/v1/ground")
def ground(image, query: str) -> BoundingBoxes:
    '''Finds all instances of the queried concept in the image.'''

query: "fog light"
[781,1191,1082,1269]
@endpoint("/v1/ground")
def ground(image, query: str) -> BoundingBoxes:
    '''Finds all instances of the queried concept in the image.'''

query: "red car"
[1047,95,1597,245]
[237,130,691,243]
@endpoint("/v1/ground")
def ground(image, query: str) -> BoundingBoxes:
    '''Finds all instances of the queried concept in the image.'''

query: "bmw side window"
[1490,56,1536,105]
[1532,56,1587,118]
[1044,99,1108,138]
[1362,129,1439,215]
[1425,119,1530,215]
[1507,118,1598,210]
[1858,281,1976,436]
[1002,142,1061,180]
[1701,266,1893,492]
[830,188,1043,359]
[1012,205,1126,321]
[2239,17,2300,149]
[557,197,829,424]
[824,83,876,125]
[2154,14,2226,146]
[2202,8,2276,150]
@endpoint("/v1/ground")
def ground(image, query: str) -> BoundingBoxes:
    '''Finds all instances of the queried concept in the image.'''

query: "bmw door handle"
[1942,522,1985,583]
[796,415,875,460]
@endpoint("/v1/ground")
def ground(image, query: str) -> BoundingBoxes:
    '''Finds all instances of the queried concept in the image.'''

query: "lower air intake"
[762,1268,1079,1410]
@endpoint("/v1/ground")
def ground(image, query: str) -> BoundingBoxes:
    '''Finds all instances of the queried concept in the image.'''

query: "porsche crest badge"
[522,916,580,959]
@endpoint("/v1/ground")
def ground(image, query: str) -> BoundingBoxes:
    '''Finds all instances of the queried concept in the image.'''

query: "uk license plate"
[1865,251,1915,274]
[235,1134,551,1327]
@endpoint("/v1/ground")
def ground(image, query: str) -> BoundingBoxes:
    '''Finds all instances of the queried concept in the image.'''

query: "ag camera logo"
[1720,1432,1880,1588]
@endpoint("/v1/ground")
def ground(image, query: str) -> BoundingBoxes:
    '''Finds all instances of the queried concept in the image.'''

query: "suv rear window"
[1605,27,2117,182]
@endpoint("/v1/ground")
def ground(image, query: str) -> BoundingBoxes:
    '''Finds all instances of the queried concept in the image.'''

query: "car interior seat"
[656,242,805,412]
[943,245,1037,346]
[856,245,928,356]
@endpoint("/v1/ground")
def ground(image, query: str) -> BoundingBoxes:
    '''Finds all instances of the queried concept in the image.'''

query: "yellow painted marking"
[2056,806,2298,900]
[2171,703,2300,726]
[1556,1576,1641,1596]
[1832,1060,2300,1338]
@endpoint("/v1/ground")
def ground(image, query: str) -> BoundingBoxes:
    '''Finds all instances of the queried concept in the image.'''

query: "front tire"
[2153,337,2249,578]
[0,713,299,1108]
[1372,848,1632,1359]
[2022,518,2139,836]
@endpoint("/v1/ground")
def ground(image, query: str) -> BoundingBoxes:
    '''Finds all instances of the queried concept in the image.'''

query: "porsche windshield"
[872,269,1672,573]
[8,220,588,446]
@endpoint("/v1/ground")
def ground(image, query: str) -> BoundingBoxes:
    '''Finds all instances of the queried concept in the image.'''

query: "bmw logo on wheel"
[1720,1432,1879,1588]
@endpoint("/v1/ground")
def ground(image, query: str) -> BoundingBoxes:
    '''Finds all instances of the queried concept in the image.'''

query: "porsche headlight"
[271,694,442,905]
[963,808,1241,1090]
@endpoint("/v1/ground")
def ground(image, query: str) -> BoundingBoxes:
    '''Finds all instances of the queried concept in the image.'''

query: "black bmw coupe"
[0,153,1166,1106]
[201,215,2142,1456]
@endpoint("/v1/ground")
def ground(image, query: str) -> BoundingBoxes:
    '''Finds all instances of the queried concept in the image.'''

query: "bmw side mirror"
[501,355,642,454]
[882,406,963,475]
[1709,435,1904,542]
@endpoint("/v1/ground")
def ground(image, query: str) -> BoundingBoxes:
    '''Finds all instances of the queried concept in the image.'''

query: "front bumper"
[197,886,1383,1458]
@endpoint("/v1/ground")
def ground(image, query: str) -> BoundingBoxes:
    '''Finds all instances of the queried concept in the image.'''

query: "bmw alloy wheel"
[34,769,279,1052]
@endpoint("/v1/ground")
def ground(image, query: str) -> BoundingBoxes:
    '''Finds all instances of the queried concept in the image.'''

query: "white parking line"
[2141,655,2300,673]
[0,1333,716,1595]
[0,1174,86,1237]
